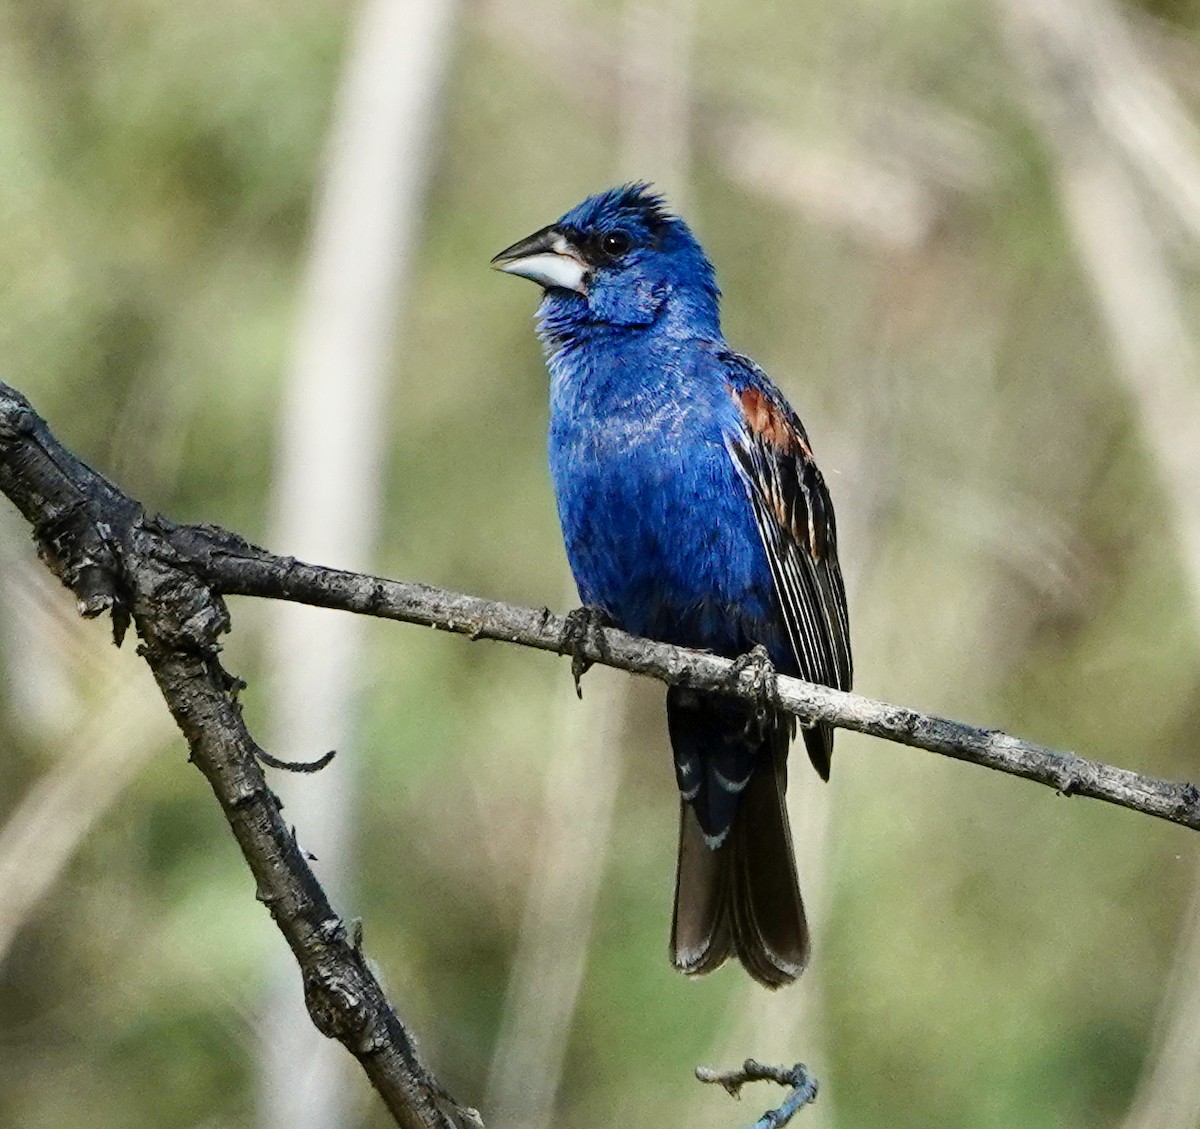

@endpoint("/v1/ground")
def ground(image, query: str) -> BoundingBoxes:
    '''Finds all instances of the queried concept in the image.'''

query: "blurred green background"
[3,1,1200,1127]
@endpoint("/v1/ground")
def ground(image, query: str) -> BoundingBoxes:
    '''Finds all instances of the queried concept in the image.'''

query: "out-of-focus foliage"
[2,2,1200,1128]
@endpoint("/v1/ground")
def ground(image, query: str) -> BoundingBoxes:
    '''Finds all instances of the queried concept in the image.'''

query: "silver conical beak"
[491,224,588,294]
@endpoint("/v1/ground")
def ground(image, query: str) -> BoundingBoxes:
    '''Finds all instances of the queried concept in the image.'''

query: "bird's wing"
[720,352,853,704]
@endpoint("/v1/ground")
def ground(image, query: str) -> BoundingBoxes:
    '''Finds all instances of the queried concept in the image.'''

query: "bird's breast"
[547,350,779,655]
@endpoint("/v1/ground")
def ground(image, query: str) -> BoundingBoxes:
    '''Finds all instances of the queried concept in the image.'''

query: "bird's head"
[492,184,720,338]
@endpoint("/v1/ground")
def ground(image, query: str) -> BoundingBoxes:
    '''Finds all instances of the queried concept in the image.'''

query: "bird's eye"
[600,231,633,257]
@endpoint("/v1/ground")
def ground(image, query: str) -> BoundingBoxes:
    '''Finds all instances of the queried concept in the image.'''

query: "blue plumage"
[549,337,782,654]
[494,185,852,987]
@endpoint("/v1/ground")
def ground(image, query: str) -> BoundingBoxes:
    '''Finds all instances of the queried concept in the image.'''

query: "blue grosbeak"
[494,185,852,987]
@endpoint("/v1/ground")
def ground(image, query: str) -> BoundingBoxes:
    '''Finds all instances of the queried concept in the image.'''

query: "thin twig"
[696,1060,818,1128]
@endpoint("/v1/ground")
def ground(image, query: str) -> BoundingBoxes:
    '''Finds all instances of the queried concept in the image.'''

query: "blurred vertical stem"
[1000,0,1200,596]
[999,1,1200,1125]
[482,5,694,1127]
[258,2,457,1128]
[0,520,76,734]
[482,666,625,1129]
[0,532,176,968]
[616,0,695,205]
[0,667,173,965]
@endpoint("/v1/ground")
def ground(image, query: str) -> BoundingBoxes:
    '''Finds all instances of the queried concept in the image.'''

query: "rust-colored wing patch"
[718,350,853,763]
[734,387,813,460]
[730,385,823,559]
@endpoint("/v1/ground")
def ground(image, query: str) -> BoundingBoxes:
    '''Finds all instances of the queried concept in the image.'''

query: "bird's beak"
[491,224,588,294]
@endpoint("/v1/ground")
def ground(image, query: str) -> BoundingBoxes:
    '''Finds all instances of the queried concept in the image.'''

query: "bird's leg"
[562,604,613,699]
[729,644,779,739]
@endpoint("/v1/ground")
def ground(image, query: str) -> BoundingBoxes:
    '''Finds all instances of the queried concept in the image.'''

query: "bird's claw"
[730,644,778,736]
[562,605,612,698]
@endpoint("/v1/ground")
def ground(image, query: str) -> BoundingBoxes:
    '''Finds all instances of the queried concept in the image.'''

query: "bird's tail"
[670,749,809,988]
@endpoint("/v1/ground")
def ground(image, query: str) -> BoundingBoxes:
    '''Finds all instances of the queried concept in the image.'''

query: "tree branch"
[2,376,1199,1119]
[203,544,1200,834]
[0,382,480,1129]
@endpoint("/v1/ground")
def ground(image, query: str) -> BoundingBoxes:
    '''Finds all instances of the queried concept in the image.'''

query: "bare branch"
[0,389,479,1129]
[2,377,1198,829]
[206,555,1200,834]
[2,374,1200,1117]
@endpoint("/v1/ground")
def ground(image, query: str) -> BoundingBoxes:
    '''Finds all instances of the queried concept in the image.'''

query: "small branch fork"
[2,377,1200,1125]
[697,1060,818,1128]
[0,382,480,1129]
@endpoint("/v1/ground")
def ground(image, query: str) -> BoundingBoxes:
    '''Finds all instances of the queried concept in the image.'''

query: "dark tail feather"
[728,754,809,986]
[671,800,734,976]
[671,749,809,988]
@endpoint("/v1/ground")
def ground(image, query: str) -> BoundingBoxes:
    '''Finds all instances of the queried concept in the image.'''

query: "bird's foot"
[562,604,612,698]
[730,644,779,737]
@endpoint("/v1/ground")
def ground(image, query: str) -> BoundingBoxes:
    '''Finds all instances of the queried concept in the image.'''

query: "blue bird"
[493,185,852,987]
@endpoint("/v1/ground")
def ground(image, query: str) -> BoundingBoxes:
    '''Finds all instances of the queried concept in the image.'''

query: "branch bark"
[0,382,478,1129]
[2,375,1200,1120]
[213,559,1200,829]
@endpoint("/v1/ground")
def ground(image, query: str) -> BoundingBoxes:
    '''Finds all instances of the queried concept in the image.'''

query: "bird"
[492,184,852,988]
